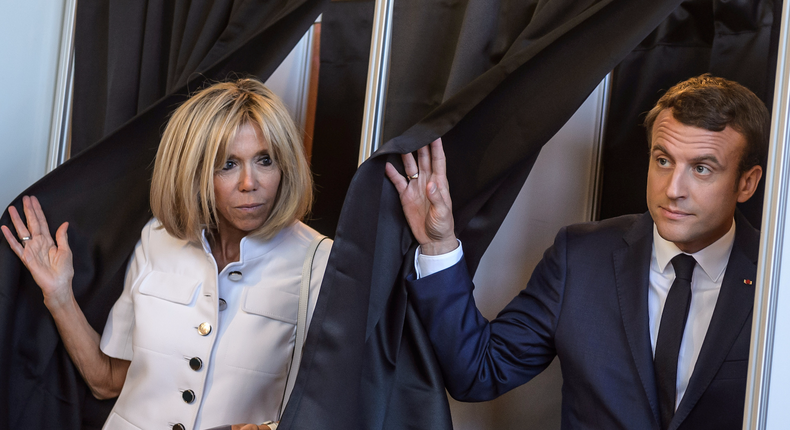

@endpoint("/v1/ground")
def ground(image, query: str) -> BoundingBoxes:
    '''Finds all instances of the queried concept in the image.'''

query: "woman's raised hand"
[2,196,74,308]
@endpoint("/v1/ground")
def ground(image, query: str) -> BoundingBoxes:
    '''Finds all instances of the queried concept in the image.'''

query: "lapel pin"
[744,279,753,285]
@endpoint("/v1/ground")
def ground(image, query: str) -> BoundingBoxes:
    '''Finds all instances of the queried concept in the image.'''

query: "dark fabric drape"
[0,1,326,428]
[308,1,375,237]
[72,0,325,156]
[599,0,781,227]
[284,1,684,428]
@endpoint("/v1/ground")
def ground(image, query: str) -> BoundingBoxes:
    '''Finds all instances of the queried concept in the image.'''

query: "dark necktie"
[655,254,696,430]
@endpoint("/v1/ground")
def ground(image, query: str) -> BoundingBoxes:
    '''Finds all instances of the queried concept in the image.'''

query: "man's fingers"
[417,144,432,176]
[426,182,448,210]
[430,138,447,177]
[385,162,408,194]
[401,152,418,178]
[7,206,31,241]
[1,225,25,259]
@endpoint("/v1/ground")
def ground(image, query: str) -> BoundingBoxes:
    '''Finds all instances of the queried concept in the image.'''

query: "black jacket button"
[182,389,196,404]
[189,357,203,371]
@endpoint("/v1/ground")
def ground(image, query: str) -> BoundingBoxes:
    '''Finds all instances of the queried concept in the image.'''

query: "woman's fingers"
[7,205,31,242]
[1,225,25,258]
[22,196,41,237]
[55,222,70,254]
[31,196,52,240]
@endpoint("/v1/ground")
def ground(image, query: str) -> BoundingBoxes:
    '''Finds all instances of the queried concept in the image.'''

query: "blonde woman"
[1,79,331,430]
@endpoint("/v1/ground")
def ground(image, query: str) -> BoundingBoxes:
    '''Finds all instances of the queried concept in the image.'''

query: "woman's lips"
[236,204,263,212]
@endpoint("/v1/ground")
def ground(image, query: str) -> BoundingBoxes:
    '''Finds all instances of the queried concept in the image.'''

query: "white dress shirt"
[649,220,735,408]
[415,220,736,410]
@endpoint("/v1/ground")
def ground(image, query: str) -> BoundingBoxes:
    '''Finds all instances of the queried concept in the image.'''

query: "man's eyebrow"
[651,144,668,154]
[689,154,723,168]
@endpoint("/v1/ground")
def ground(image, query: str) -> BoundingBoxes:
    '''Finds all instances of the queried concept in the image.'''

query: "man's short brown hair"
[644,74,770,173]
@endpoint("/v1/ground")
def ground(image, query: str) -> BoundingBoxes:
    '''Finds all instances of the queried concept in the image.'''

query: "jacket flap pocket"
[243,288,299,324]
[138,271,200,305]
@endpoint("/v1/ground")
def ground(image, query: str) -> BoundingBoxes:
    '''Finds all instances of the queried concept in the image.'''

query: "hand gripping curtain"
[282,0,684,429]
[0,1,327,428]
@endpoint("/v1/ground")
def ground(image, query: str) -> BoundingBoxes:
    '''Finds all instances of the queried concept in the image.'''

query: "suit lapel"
[614,213,661,427]
[670,214,759,429]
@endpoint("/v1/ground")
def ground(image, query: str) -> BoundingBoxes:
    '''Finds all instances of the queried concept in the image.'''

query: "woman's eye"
[259,155,273,166]
[221,160,236,171]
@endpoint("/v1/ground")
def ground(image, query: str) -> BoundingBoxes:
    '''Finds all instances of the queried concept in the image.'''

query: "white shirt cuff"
[414,240,463,279]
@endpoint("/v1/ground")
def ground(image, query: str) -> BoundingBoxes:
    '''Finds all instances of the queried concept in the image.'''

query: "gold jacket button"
[189,357,203,371]
[182,389,196,404]
[228,271,243,281]
[197,322,212,336]
[172,424,186,430]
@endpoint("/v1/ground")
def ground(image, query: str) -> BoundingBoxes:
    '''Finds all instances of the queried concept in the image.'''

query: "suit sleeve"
[406,226,568,401]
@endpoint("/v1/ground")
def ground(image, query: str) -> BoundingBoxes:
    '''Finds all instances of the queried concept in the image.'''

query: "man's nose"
[665,168,687,199]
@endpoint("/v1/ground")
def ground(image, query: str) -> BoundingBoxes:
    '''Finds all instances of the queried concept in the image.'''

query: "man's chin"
[654,222,690,245]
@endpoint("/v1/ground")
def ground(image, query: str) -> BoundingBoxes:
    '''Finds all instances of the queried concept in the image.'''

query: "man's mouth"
[660,206,691,220]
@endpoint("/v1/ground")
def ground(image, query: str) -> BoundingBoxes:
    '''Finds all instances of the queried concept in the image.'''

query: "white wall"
[0,1,67,209]
[450,81,609,430]
[265,22,317,130]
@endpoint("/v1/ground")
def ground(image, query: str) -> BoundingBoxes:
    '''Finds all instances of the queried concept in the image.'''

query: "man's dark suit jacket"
[407,212,757,430]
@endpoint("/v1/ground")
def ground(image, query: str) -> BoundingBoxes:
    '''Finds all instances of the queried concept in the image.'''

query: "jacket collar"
[614,212,661,427]
[199,222,294,263]
[614,211,759,430]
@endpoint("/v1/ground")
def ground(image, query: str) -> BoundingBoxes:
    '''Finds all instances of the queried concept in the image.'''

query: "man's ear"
[737,164,763,203]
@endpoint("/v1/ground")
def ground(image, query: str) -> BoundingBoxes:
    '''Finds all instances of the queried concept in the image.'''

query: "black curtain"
[286,1,684,428]
[599,0,781,227]
[308,1,375,237]
[0,1,326,428]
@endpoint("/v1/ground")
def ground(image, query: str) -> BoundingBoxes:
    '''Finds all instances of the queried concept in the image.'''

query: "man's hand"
[385,138,458,255]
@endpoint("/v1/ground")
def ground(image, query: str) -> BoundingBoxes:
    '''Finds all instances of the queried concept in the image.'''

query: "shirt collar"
[199,222,293,262]
[653,219,736,282]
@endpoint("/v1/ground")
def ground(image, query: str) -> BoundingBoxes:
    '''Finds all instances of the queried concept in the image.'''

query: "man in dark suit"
[385,75,767,430]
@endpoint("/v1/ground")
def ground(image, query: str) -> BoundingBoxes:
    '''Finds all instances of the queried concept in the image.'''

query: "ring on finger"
[20,236,31,246]
[407,173,419,180]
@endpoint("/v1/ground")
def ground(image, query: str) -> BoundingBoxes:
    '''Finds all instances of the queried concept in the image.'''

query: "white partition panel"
[265,22,318,130]
[449,79,610,430]
[0,1,69,208]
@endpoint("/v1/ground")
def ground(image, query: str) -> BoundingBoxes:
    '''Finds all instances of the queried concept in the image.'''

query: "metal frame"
[744,0,790,427]
[358,0,394,166]
[587,73,612,222]
[293,18,320,129]
[46,0,77,172]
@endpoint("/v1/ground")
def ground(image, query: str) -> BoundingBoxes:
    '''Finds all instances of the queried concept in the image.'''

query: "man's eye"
[657,157,669,166]
[695,165,711,174]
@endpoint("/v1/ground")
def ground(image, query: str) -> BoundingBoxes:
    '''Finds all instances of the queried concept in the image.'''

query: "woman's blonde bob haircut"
[150,78,312,242]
